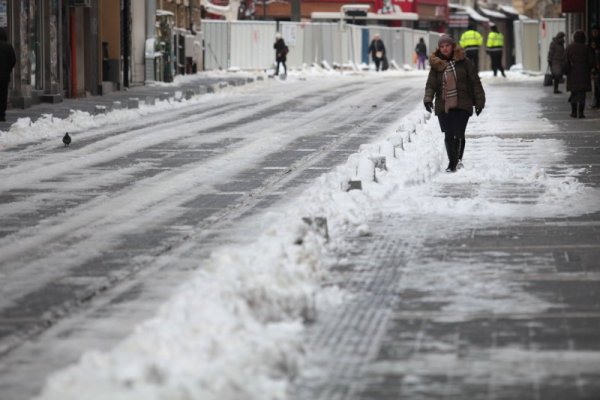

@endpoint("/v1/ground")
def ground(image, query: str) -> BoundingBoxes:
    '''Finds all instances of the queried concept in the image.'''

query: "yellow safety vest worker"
[460,29,483,49]
[486,31,504,49]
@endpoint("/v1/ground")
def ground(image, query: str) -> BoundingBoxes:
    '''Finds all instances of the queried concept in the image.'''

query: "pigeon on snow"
[62,133,71,147]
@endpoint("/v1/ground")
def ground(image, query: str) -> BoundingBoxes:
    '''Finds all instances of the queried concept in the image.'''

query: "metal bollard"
[346,180,362,191]
[370,156,387,171]
[301,217,329,241]
[127,98,139,109]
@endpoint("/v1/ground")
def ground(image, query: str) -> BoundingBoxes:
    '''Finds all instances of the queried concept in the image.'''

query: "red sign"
[562,0,585,13]
[393,0,417,13]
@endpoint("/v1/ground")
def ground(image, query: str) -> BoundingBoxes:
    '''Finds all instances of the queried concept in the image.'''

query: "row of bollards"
[344,112,431,192]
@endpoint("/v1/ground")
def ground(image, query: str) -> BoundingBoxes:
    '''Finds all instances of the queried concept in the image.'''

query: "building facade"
[0,0,202,110]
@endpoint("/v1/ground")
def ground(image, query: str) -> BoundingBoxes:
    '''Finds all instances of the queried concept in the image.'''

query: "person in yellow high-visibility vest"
[460,24,483,72]
[486,25,506,77]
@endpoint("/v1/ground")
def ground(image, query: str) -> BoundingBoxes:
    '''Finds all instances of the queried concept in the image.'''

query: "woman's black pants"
[438,109,470,169]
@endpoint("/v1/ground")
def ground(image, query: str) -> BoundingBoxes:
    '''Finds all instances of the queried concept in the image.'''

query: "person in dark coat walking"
[424,35,486,173]
[273,33,287,76]
[415,38,427,70]
[0,27,16,122]
[368,34,386,72]
[547,32,566,94]
[565,30,595,118]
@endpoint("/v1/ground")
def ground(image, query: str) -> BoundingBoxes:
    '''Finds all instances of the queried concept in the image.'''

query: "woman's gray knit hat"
[438,35,455,47]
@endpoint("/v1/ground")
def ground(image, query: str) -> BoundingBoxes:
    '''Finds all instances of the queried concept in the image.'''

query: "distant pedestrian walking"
[547,32,566,94]
[369,34,387,72]
[0,27,16,122]
[415,38,427,70]
[424,35,485,173]
[273,33,288,76]
[486,26,506,77]
[459,24,483,72]
[565,30,595,118]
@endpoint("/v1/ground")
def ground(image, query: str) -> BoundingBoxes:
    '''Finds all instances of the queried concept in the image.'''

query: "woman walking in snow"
[368,34,386,72]
[423,35,486,173]
[547,32,566,94]
[415,38,427,70]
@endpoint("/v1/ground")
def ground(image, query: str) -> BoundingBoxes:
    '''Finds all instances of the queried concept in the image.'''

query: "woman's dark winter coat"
[274,38,287,62]
[368,39,386,60]
[548,36,566,77]
[424,46,486,116]
[565,42,595,92]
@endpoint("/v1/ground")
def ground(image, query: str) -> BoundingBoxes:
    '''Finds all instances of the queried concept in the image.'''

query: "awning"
[479,7,507,19]
[156,9,175,17]
[498,5,520,16]
[310,11,419,21]
[449,4,489,23]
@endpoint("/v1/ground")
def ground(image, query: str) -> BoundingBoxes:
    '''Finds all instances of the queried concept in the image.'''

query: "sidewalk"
[291,80,600,400]
[0,73,260,133]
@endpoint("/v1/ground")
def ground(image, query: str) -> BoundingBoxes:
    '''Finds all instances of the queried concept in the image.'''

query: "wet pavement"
[290,81,600,400]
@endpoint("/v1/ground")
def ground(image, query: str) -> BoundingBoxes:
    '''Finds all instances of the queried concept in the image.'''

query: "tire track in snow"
[0,76,423,366]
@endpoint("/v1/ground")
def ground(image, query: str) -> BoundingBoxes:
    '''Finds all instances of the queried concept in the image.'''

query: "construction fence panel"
[386,29,405,66]
[230,21,277,70]
[522,20,541,71]
[514,20,524,67]
[319,23,340,67]
[540,18,566,72]
[346,24,363,66]
[301,23,320,65]
[202,20,229,70]
[402,28,415,67]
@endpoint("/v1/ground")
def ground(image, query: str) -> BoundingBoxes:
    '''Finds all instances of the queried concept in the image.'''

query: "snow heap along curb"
[35,108,440,400]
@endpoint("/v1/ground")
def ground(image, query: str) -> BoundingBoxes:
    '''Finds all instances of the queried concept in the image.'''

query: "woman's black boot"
[570,102,577,118]
[578,102,586,118]
[444,138,458,172]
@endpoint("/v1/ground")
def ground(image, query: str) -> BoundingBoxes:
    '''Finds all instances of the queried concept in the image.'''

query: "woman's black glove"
[424,102,433,113]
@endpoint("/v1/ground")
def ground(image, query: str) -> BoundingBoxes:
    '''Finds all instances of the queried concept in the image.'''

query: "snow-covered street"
[1,70,599,400]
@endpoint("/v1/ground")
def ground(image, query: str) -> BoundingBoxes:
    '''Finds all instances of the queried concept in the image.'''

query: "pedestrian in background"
[415,38,427,70]
[369,34,386,72]
[565,30,595,118]
[273,33,288,76]
[424,35,486,173]
[547,31,566,94]
[486,25,506,77]
[460,24,483,72]
[0,27,16,123]
[589,25,600,108]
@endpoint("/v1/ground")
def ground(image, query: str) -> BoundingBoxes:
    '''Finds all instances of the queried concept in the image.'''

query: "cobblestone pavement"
[290,80,600,400]
[0,74,425,400]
